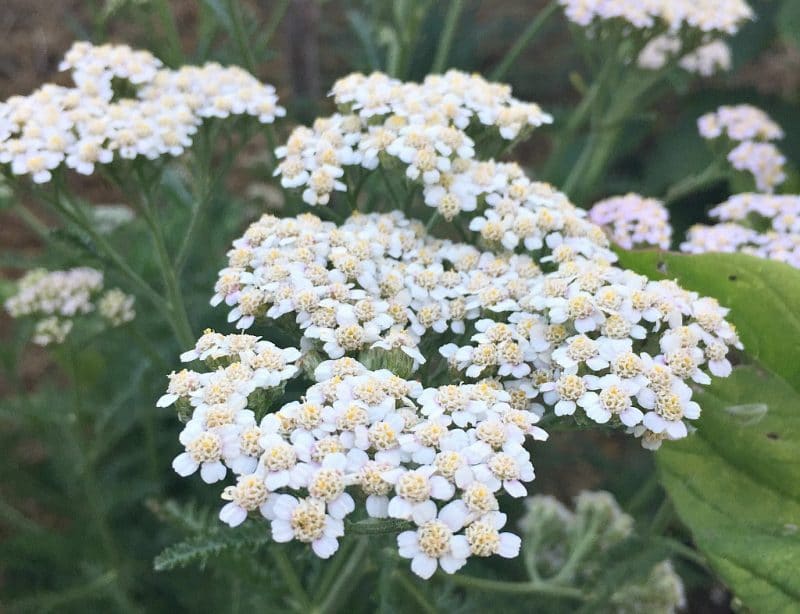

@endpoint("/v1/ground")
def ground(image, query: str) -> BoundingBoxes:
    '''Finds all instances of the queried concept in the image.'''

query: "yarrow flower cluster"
[0,42,284,183]
[161,335,545,574]
[558,0,753,34]
[4,267,135,345]
[275,70,552,214]
[638,36,732,77]
[162,70,741,576]
[681,194,800,268]
[698,105,787,193]
[589,193,672,249]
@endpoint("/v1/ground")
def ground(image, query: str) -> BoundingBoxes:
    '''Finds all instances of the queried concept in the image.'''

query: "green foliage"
[777,0,800,50]
[659,367,800,613]
[618,250,800,611]
[153,523,271,571]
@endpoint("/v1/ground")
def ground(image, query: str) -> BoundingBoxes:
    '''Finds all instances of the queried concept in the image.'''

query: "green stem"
[315,538,355,597]
[431,0,465,73]
[491,1,559,81]
[663,162,727,205]
[543,53,616,180]
[625,474,659,514]
[151,0,183,65]
[270,547,312,610]
[561,126,620,205]
[447,574,586,600]
[392,570,438,614]
[551,514,602,584]
[227,0,257,72]
[146,210,194,348]
[262,0,291,51]
[57,194,165,309]
[314,537,369,614]
[649,498,675,535]
[62,348,139,614]
[425,212,440,233]
[655,537,708,569]
[12,205,50,241]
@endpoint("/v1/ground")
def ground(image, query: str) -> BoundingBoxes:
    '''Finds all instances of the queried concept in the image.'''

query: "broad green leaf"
[658,367,800,613]
[616,251,800,391]
[617,250,800,611]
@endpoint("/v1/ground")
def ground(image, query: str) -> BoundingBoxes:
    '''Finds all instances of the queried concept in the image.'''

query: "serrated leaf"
[153,523,270,571]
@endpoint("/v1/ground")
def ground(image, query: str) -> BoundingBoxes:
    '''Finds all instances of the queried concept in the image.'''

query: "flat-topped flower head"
[589,194,672,250]
[559,0,753,34]
[5,267,134,346]
[1,42,284,183]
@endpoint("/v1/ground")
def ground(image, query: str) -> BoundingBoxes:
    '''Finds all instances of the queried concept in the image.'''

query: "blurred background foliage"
[0,0,798,612]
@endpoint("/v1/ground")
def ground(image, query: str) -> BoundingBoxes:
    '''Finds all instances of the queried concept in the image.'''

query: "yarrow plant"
[159,70,742,578]
[0,41,284,183]
[681,194,800,267]
[697,104,787,193]
[3,3,798,611]
[5,267,135,345]
[588,194,672,250]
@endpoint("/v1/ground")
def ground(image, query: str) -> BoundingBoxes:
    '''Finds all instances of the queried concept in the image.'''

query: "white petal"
[504,479,527,498]
[410,554,438,579]
[272,494,298,520]
[271,519,294,542]
[219,503,247,527]
[172,453,198,477]
[327,494,355,519]
[366,495,389,518]
[439,554,467,574]
[438,500,468,532]
[412,500,438,525]
[497,533,522,558]
[200,461,226,484]
[388,497,412,520]
[312,536,339,559]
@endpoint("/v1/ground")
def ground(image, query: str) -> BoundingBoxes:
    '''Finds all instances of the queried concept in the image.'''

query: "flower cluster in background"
[682,194,800,268]
[4,267,135,345]
[698,104,787,193]
[0,42,284,183]
[588,193,672,250]
[638,36,732,77]
[161,71,741,577]
[522,492,686,613]
[557,0,753,34]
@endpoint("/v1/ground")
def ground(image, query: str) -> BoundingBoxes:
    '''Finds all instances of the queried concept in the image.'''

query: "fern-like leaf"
[153,523,270,571]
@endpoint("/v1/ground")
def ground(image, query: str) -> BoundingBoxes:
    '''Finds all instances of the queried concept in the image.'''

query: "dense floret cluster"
[682,194,800,268]
[558,0,753,33]
[275,70,552,215]
[0,42,284,183]
[698,105,786,193]
[5,267,135,345]
[589,193,672,249]
[638,36,732,77]
[160,71,741,578]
